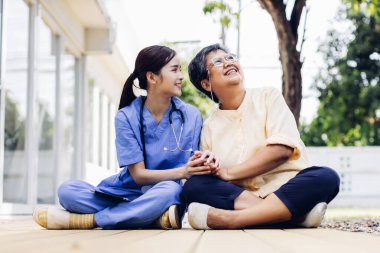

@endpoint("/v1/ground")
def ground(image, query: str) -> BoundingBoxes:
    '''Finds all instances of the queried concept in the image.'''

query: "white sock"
[188,203,211,230]
[47,206,70,229]
[300,202,327,228]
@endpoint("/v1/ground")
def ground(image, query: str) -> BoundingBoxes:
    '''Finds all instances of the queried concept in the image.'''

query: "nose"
[224,60,233,68]
[178,71,184,80]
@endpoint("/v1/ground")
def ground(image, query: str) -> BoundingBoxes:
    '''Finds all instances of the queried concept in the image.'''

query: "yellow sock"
[69,213,95,229]
[33,206,95,230]
[34,207,48,228]
[155,210,171,229]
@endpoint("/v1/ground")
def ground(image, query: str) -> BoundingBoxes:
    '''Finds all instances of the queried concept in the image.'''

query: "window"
[61,52,76,182]
[100,93,109,168]
[3,0,29,203]
[86,78,95,164]
[36,18,56,204]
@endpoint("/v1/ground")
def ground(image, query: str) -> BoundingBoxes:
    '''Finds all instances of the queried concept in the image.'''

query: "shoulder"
[246,87,284,108]
[247,87,281,100]
[116,97,142,125]
[202,108,217,129]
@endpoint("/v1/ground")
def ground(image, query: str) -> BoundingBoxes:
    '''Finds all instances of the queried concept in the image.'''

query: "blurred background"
[0,0,379,218]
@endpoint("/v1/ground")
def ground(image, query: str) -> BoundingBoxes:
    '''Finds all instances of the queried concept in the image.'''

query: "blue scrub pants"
[183,166,340,223]
[58,180,182,229]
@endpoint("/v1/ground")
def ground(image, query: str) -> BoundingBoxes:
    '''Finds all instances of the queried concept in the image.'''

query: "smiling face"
[201,49,243,96]
[154,55,184,97]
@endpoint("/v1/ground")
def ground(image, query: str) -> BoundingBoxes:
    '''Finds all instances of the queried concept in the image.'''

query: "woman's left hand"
[194,150,220,174]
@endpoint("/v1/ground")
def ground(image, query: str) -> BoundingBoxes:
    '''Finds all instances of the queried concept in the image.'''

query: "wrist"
[179,166,187,179]
[225,167,234,181]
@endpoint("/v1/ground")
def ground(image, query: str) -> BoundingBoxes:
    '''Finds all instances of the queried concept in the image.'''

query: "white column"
[53,34,63,203]
[92,85,100,166]
[0,0,5,203]
[26,2,38,206]
[100,93,108,169]
[73,56,86,180]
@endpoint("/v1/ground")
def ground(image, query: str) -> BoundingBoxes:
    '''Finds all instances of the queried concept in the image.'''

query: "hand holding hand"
[183,152,212,179]
[195,150,220,173]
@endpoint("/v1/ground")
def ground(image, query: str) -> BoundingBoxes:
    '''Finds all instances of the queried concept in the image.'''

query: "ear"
[200,79,211,92]
[146,71,157,84]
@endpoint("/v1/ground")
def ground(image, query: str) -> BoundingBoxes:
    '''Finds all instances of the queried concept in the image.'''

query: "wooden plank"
[285,228,380,251]
[245,229,362,253]
[0,221,46,232]
[1,229,126,253]
[194,230,281,253]
[2,218,380,253]
[35,229,165,253]
[0,228,87,244]
[0,219,35,228]
[123,229,203,253]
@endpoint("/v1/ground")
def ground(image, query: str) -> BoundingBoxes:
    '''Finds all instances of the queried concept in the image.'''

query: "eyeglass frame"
[207,53,238,70]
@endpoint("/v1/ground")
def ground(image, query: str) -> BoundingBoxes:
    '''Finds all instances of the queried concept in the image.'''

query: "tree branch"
[290,0,306,39]
[299,6,310,60]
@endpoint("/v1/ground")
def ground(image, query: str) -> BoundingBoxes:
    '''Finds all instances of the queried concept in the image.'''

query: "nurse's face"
[156,55,184,97]
[205,49,243,91]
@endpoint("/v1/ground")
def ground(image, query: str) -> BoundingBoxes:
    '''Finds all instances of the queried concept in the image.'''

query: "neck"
[218,87,246,110]
[144,92,171,118]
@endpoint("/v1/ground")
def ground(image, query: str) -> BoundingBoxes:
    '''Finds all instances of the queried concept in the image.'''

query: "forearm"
[132,166,186,185]
[225,144,293,181]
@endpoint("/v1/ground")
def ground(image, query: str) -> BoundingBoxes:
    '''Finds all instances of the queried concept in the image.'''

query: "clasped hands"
[184,150,228,180]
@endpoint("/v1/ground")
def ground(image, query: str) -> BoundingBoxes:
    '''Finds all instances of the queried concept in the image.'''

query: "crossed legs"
[183,166,340,229]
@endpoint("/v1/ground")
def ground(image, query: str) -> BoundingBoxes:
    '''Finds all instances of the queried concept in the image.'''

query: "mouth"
[224,67,239,76]
[175,82,182,88]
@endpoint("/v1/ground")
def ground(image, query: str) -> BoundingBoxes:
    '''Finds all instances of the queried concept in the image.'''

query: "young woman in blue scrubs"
[33,45,217,230]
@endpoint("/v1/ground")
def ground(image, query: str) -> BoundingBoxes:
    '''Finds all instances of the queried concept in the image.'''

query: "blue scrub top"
[97,96,203,196]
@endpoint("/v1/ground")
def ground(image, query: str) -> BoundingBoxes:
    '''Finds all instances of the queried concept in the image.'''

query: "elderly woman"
[183,44,340,229]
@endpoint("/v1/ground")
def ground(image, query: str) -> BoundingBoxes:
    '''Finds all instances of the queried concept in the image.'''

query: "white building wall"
[307,147,380,208]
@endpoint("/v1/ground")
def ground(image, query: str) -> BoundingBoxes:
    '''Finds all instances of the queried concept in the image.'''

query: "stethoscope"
[139,96,193,161]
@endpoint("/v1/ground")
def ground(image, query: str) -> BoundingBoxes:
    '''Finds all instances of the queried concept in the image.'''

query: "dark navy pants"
[183,166,340,220]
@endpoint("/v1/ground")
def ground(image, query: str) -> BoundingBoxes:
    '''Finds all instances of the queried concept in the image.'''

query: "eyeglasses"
[208,54,238,69]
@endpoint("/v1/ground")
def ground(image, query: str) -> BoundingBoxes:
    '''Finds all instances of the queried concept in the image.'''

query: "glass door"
[2,0,29,205]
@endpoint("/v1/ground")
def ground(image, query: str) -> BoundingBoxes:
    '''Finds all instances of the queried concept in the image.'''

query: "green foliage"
[203,1,240,26]
[344,0,380,20]
[301,6,380,146]
[4,92,25,150]
[203,0,240,43]
[180,69,215,119]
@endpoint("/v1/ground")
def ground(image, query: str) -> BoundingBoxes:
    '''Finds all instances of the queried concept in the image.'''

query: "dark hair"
[118,45,176,109]
[188,43,229,103]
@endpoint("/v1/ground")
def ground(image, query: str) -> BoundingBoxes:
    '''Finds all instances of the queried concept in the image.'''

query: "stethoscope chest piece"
[140,97,192,161]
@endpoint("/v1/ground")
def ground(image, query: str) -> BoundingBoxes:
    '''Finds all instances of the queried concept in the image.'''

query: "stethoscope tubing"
[139,96,190,162]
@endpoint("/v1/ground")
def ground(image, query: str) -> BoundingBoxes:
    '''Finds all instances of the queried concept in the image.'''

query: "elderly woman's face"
[206,49,243,87]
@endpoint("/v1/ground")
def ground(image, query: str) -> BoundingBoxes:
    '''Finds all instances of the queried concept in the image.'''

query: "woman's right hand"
[183,152,213,179]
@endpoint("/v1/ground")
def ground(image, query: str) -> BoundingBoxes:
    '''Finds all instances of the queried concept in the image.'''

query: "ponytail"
[118,45,177,110]
[118,72,137,109]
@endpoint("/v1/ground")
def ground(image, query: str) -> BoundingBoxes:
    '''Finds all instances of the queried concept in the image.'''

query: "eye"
[226,55,236,62]
[212,58,223,66]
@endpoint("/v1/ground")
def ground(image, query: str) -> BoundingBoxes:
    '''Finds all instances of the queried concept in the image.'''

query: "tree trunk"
[278,34,302,126]
[257,0,305,126]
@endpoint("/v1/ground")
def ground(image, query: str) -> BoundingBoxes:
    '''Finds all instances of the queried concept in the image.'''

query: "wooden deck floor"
[1,216,380,253]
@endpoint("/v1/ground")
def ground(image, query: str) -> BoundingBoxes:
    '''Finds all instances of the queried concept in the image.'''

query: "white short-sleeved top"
[201,87,309,197]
